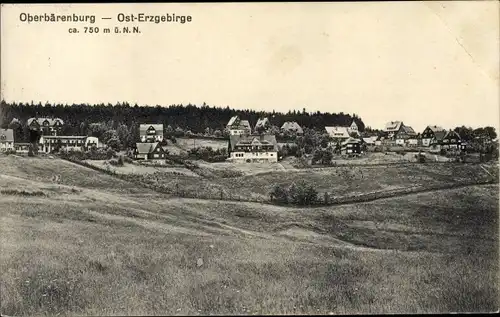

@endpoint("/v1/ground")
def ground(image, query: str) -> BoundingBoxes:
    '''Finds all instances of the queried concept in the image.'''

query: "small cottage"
[0,129,14,152]
[134,142,166,160]
[341,137,361,156]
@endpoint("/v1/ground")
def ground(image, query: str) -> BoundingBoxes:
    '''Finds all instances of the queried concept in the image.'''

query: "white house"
[347,120,360,136]
[39,135,96,153]
[228,134,278,163]
[139,124,164,143]
[85,136,100,149]
[0,129,14,152]
[227,116,252,136]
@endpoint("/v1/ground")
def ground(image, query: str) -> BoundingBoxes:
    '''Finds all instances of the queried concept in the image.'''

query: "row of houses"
[0,115,472,162]
[225,115,304,136]
[325,120,465,153]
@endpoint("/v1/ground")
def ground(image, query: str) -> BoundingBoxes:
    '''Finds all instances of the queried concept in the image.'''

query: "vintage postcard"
[0,1,499,316]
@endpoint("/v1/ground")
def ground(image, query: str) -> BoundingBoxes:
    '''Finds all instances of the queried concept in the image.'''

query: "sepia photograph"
[0,1,499,315]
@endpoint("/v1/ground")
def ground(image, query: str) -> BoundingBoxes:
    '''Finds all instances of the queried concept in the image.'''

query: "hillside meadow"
[0,155,498,315]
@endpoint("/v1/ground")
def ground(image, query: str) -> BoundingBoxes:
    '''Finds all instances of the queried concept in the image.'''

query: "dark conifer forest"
[0,100,366,140]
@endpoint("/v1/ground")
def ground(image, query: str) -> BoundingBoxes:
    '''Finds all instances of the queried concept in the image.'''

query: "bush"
[269,181,318,206]
[415,153,426,163]
[4,149,16,155]
[106,148,116,160]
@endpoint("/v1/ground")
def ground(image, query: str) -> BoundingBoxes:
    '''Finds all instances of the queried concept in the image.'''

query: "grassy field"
[163,137,228,156]
[1,155,498,315]
[83,160,199,177]
[214,162,498,201]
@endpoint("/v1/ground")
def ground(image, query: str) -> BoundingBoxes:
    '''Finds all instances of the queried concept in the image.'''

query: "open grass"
[1,156,498,315]
[219,163,498,200]
[83,160,199,177]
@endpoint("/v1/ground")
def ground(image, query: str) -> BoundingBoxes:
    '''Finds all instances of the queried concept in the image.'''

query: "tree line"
[0,100,366,143]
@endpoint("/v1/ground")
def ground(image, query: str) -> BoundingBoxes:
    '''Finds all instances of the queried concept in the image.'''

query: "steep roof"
[325,126,350,138]
[341,137,361,146]
[0,129,14,142]
[255,117,270,129]
[240,120,251,131]
[444,130,461,140]
[433,131,447,141]
[401,125,417,135]
[362,137,376,144]
[227,115,239,127]
[229,134,277,151]
[27,117,64,127]
[384,121,403,132]
[139,124,164,135]
[426,125,446,133]
[135,142,158,154]
[281,121,303,133]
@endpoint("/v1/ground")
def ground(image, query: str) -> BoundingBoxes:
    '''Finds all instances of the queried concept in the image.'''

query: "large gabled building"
[228,134,278,163]
[27,117,64,136]
[421,125,447,147]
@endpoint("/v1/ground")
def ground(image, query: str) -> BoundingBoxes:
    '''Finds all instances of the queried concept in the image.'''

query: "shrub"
[4,149,16,155]
[415,153,426,163]
[106,148,116,160]
[269,181,318,206]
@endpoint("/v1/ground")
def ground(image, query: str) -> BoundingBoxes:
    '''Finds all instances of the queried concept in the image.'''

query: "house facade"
[429,130,462,151]
[85,136,100,149]
[227,116,252,136]
[134,142,166,160]
[39,135,88,153]
[384,121,417,143]
[27,117,64,136]
[347,120,360,136]
[228,134,278,163]
[0,129,14,152]
[341,137,361,156]
[14,143,31,155]
[421,125,446,147]
[281,121,304,135]
[139,124,164,143]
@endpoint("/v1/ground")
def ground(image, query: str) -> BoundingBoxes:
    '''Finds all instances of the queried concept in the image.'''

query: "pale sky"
[1,2,499,132]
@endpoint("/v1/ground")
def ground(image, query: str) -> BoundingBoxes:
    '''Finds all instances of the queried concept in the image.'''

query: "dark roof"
[401,125,417,135]
[426,125,446,133]
[229,134,278,151]
[27,117,64,126]
[135,142,159,154]
[433,131,447,141]
[139,124,163,135]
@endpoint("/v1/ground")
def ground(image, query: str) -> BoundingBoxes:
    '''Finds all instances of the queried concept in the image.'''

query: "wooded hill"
[0,100,365,138]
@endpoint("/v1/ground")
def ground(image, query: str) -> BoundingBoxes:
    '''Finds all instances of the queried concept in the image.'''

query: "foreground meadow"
[0,156,498,315]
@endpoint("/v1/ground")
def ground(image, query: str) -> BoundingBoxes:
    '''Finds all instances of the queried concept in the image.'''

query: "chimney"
[260,133,265,142]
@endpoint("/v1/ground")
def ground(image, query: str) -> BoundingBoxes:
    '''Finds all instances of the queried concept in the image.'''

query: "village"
[1,113,493,165]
